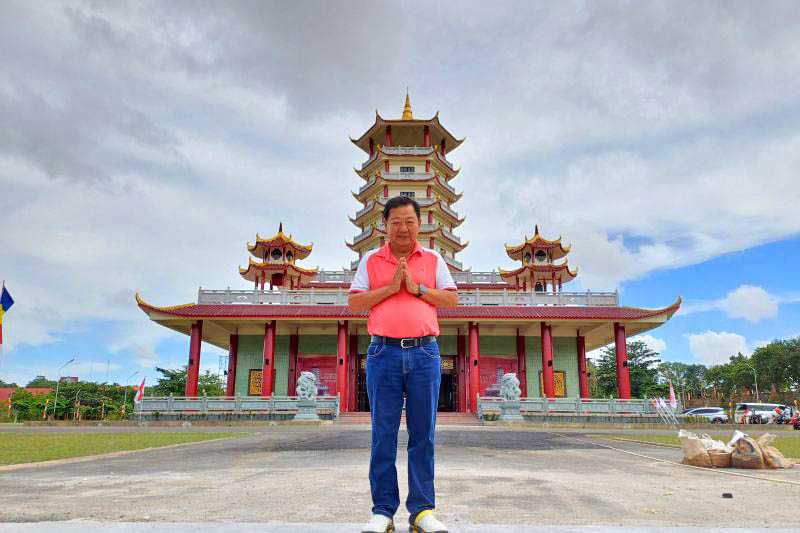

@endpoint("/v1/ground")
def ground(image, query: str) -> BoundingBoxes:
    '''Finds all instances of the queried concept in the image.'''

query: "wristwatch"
[416,283,429,297]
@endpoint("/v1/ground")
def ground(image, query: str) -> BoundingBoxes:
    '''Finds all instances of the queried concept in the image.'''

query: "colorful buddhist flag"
[668,381,677,409]
[0,285,14,345]
[134,377,146,404]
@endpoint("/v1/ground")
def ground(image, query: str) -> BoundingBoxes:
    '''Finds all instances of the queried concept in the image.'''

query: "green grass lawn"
[591,432,800,460]
[0,432,245,466]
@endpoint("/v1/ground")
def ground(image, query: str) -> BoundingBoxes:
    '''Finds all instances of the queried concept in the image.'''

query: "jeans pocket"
[366,342,384,359]
[420,341,440,358]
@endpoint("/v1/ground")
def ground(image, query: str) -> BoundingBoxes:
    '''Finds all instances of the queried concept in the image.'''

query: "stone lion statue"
[296,371,318,400]
[500,373,521,401]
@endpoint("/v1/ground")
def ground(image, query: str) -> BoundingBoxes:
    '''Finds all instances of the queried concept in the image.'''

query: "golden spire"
[402,90,413,120]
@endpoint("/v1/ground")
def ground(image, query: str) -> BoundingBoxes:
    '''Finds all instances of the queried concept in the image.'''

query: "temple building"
[137,95,681,413]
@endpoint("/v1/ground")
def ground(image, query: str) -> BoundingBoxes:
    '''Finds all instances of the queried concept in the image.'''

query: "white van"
[734,402,787,423]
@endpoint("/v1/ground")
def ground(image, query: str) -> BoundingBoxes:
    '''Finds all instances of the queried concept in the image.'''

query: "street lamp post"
[52,357,76,420]
[122,371,139,419]
[743,361,759,402]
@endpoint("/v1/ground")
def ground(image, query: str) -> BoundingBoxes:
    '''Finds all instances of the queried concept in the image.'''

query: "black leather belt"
[371,335,436,349]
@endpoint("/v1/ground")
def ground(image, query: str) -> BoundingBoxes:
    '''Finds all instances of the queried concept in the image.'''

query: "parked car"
[683,407,729,423]
[733,403,789,424]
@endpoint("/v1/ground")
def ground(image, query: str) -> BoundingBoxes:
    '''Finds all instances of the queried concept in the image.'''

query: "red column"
[423,125,430,147]
[384,160,390,172]
[540,322,554,398]
[614,323,631,399]
[425,161,431,174]
[348,331,358,412]
[259,274,265,291]
[383,185,388,197]
[288,333,299,396]
[457,331,467,412]
[428,211,433,224]
[226,333,238,396]
[441,138,446,154]
[516,330,527,398]
[185,321,203,396]
[577,334,589,399]
[337,321,349,411]
[429,237,435,248]
[385,125,392,146]
[369,138,374,157]
[468,322,480,413]
[261,321,276,397]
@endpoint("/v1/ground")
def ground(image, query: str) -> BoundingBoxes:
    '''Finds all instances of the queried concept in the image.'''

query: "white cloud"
[686,331,750,366]
[632,334,667,355]
[681,284,780,323]
[720,285,779,323]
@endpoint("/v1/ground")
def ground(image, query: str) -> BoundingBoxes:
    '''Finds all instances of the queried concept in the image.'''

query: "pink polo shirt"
[349,242,457,338]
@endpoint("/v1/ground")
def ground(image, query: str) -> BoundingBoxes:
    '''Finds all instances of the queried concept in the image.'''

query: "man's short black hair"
[383,195,421,221]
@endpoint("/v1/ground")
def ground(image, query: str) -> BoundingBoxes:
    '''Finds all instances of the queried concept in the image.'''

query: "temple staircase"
[337,411,481,426]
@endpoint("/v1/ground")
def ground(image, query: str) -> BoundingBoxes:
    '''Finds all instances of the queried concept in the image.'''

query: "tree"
[149,366,224,396]
[26,375,57,388]
[595,340,665,398]
[0,378,19,387]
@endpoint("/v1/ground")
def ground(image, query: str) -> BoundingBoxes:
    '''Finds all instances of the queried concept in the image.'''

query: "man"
[349,196,458,533]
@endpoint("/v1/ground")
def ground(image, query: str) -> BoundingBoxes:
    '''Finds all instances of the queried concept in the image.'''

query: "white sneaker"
[361,513,395,532]
[411,510,448,533]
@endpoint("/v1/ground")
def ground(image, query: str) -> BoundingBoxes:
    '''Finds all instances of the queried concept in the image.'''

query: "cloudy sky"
[1,1,799,386]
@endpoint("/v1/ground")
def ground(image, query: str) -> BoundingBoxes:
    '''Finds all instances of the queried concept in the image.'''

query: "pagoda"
[499,225,578,292]
[347,93,468,271]
[239,223,318,290]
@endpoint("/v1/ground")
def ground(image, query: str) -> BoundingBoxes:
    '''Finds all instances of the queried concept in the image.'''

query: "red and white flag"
[668,381,677,409]
[133,377,146,404]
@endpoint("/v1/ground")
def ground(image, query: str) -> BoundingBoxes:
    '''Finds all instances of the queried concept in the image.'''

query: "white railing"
[383,171,434,181]
[477,397,679,417]
[137,395,340,418]
[381,146,434,156]
[197,288,619,307]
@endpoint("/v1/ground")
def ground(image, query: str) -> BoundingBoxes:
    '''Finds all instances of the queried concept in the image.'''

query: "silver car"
[684,407,729,423]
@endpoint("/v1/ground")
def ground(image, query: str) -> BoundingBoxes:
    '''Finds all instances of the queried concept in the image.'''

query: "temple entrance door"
[357,354,369,412]
[354,353,458,412]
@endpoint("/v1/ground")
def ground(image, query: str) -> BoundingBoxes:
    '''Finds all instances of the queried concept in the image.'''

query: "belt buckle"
[400,337,416,349]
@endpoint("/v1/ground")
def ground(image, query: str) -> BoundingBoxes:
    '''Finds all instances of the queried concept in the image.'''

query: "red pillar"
[429,237,435,248]
[337,321,349,411]
[384,160,390,172]
[540,322,554,398]
[516,330,527,398]
[577,333,589,399]
[457,331,467,413]
[185,321,203,397]
[226,333,238,396]
[369,138,374,157]
[261,321,275,397]
[614,323,631,399]
[288,333,299,396]
[425,161,431,174]
[428,211,433,224]
[348,330,358,412]
[383,185,388,197]
[423,125,430,147]
[468,322,480,413]
[385,125,392,146]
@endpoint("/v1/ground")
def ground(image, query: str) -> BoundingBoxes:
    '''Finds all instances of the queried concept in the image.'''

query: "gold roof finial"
[402,89,413,120]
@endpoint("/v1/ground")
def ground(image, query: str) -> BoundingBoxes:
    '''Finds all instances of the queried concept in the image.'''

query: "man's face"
[385,204,420,249]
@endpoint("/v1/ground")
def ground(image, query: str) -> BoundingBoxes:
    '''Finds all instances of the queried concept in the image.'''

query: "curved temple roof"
[247,223,313,260]
[506,225,571,261]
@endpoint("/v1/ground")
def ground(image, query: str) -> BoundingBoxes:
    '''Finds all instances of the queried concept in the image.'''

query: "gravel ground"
[1,425,799,529]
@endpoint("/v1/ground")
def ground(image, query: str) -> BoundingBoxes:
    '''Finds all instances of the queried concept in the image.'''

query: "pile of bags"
[678,429,795,469]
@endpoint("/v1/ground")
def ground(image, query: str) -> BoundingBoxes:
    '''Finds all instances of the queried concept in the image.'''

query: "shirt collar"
[377,240,423,262]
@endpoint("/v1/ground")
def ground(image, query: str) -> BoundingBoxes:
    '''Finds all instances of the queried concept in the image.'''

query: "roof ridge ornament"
[402,90,413,120]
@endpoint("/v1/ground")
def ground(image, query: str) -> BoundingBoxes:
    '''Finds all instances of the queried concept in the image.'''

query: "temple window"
[286,251,294,263]
[400,191,415,198]
[535,250,547,263]
[535,282,544,292]
[400,166,415,173]
[270,248,283,261]
[524,252,532,264]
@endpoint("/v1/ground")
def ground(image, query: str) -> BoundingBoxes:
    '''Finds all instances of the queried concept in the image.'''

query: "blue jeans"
[366,338,441,521]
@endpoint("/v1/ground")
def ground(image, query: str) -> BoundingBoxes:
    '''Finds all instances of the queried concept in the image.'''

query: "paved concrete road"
[1,426,799,529]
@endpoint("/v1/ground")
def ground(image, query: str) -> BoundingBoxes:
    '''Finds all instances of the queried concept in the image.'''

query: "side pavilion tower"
[347,93,467,270]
